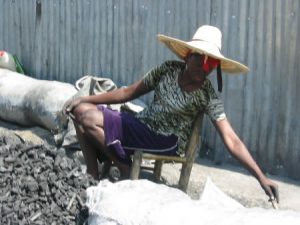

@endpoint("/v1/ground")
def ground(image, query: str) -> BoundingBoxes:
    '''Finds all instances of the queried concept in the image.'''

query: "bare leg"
[73,121,114,179]
[72,122,102,179]
[72,103,130,179]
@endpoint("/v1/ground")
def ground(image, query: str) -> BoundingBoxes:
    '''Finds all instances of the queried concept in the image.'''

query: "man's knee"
[72,103,96,122]
[79,108,104,129]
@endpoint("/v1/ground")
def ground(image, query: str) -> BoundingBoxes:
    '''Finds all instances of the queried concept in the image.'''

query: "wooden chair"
[129,113,204,192]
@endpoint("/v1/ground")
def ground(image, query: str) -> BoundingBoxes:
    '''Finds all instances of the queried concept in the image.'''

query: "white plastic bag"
[86,178,300,225]
[0,51,16,71]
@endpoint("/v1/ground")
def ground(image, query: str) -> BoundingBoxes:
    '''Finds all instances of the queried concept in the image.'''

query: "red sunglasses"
[202,56,220,73]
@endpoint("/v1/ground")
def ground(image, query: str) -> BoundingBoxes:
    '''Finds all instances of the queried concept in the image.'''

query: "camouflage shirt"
[135,60,226,156]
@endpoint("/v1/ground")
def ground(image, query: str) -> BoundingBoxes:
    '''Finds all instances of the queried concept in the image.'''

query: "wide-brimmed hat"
[157,25,249,74]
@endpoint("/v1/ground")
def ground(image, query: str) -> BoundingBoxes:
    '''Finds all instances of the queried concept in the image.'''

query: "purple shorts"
[97,105,178,164]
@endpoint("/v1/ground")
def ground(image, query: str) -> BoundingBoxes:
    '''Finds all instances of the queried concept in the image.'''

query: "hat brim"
[158,34,249,74]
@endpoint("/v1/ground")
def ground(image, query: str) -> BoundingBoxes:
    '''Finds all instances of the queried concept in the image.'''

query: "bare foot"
[100,160,112,179]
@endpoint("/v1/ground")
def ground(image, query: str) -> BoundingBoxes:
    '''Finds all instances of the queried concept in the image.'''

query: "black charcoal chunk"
[0,136,98,225]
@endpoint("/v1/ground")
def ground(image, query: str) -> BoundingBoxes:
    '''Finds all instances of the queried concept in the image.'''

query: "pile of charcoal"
[0,135,98,225]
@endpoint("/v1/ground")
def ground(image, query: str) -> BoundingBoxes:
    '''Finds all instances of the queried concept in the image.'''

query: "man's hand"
[63,97,83,115]
[259,176,279,204]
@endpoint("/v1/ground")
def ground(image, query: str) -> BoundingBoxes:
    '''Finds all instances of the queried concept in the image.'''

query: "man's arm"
[81,79,150,104]
[213,118,279,203]
[64,79,150,114]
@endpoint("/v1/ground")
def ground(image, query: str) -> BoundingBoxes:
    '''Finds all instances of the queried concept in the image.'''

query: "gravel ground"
[1,120,300,215]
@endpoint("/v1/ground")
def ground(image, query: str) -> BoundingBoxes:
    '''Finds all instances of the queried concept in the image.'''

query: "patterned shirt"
[135,60,226,156]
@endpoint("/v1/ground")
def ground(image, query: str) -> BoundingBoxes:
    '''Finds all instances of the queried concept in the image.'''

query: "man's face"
[186,53,220,81]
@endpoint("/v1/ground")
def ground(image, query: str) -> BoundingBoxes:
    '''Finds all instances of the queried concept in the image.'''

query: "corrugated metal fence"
[0,0,299,179]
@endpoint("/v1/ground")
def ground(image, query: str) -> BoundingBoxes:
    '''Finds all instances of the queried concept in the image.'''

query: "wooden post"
[153,160,163,182]
[178,113,203,192]
[130,151,143,180]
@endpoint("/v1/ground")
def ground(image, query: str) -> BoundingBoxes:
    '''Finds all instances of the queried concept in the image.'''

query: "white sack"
[0,68,77,132]
[86,178,300,225]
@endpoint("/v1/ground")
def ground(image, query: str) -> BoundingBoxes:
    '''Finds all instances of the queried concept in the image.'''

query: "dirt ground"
[1,120,300,213]
[161,160,300,212]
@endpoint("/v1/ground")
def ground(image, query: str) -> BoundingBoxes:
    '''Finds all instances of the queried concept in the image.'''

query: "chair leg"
[153,160,163,182]
[178,161,193,192]
[130,151,143,180]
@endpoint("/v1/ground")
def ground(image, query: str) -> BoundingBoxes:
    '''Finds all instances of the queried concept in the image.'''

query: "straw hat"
[157,25,249,74]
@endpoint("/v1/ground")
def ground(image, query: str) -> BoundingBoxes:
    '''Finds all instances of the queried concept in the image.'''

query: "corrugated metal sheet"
[0,0,299,179]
